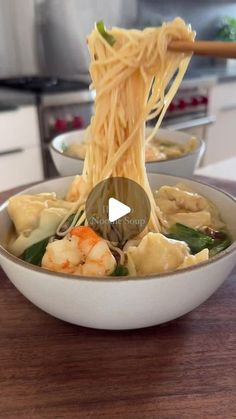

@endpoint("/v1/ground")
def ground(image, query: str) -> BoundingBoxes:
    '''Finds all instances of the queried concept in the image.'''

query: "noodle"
[57,17,195,237]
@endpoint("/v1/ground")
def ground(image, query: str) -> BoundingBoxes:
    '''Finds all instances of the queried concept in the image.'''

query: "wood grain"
[169,40,236,59]
[0,177,236,419]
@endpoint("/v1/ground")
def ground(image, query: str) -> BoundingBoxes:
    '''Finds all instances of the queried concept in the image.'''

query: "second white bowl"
[50,128,205,177]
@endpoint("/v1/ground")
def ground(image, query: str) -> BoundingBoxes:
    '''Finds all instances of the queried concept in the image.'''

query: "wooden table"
[0,176,236,419]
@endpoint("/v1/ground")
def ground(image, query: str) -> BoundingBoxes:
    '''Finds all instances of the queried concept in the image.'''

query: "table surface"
[0,176,236,419]
[196,157,236,182]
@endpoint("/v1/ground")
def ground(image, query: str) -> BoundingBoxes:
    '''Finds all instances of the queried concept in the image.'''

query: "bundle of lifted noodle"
[58,18,195,238]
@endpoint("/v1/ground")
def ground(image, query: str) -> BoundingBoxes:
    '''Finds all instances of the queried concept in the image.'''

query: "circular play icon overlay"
[85,177,151,242]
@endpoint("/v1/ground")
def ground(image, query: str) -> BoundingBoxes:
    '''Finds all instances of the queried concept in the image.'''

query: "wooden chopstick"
[169,41,236,59]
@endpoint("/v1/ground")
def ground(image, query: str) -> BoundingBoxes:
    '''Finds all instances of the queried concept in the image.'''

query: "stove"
[0,76,89,94]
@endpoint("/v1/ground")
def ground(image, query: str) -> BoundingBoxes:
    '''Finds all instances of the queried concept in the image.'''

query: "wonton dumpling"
[178,248,209,269]
[8,193,74,257]
[8,193,73,235]
[156,185,208,214]
[125,232,189,275]
[8,207,70,257]
[156,185,224,230]
[168,211,211,230]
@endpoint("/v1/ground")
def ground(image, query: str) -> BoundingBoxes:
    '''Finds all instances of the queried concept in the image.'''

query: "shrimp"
[145,144,166,162]
[41,226,116,276]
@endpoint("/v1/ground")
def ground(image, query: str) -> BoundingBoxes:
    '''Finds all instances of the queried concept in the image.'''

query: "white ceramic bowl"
[0,174,235,330]
[50,129,205,177]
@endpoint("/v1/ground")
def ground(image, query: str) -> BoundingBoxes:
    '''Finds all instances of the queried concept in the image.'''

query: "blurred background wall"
[137,0,236,67]
[0,0,236,77]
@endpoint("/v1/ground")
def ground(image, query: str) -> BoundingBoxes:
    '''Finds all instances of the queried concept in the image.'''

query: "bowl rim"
[0,174,236,283]
[50,128,204,165]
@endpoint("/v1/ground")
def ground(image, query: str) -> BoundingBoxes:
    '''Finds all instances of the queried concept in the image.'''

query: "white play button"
[108,197,131,223]
[86,177,151,241]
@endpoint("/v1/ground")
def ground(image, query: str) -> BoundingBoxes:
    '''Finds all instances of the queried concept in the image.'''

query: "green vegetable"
[217,17,236,42]
[21,237,50,266]
[209,237,232,257]
[167,223,231,256]
[96,20,116,46]
[111,264,129,276]
[61,142,67,152]
[168,223,214,254]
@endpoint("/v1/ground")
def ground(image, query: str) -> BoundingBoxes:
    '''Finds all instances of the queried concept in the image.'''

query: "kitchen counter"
[0,64,235,110]
[62,64,236,88]
[0,87,36,107]
[196,157,236,181]
[0,176,236,419]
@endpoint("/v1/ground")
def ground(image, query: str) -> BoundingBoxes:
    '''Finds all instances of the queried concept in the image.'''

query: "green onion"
[167,223,231,256]
[61,142,67,152]
[111,264,129,276]
[209,237,232,257]
[96,20,116,46]
[21,237,50,266]
[168,223,214,254]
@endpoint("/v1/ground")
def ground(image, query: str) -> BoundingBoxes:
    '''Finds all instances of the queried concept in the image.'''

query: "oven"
[154,77,216,166]
[39,89,94,177]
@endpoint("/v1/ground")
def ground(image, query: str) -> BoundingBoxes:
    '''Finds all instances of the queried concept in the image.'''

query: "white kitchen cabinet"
[0,105,44,191]
[205,81,236,165]
[0,146,43,191]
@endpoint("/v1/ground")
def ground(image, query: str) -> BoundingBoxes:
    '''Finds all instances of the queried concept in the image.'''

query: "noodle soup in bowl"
[0,173,236,330]
[50,128,205,177]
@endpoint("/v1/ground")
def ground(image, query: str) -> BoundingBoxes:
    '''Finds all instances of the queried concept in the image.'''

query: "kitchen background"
[0,0,236,191]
